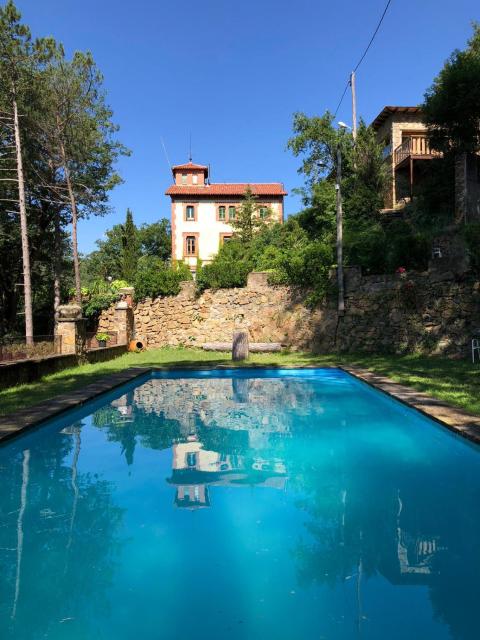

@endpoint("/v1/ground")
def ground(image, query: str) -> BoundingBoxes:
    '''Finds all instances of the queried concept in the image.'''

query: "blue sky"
[17,0,479,253]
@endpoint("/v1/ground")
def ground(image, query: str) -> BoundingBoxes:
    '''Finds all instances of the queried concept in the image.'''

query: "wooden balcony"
[393,135,442,168]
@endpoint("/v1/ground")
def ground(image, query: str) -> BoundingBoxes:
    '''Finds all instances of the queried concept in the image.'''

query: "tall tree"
[0,1,36,342]
[81,218,171,286]
[423,23,480,155]
[137,219,171,261]
[38,45,128,304]
[121,208,138,283]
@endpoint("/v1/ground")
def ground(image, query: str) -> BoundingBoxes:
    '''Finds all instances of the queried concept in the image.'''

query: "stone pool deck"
[1,364,480,445]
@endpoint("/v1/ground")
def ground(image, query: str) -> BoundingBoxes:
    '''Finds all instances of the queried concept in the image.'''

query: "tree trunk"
[60,143,82,305]
[13,98,34,345]
[232,330,249,361]
[53,208,62,328]
[12,449,30,620]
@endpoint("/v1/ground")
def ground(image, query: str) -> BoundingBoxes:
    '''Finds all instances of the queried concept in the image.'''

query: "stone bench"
[202,342,283,353]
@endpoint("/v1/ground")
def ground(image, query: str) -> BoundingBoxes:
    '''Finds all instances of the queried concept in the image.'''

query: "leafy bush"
[83,292,118,318]
[134,257,192,300]
[463,222,480,273]
[110,279,130,292]
[95,332,111,342]
[196,240,252,292]
[195,220,334,304]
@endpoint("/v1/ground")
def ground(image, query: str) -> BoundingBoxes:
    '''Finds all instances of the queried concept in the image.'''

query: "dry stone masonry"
[97,270,480,358]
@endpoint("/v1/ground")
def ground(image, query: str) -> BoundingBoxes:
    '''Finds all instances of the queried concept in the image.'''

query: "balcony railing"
[393,136,442,167]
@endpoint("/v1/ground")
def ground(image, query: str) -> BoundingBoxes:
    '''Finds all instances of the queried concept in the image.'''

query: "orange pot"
[129,339,145,352]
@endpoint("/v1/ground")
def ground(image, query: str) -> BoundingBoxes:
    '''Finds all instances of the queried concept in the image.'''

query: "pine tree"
[38,45,129,304]
[0,1,36,342]
[231,186,271,243]
[122,209,138,283]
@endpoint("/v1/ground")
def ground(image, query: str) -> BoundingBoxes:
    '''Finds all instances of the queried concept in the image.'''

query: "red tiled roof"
[165,183,287,196]
[172,162,208,171]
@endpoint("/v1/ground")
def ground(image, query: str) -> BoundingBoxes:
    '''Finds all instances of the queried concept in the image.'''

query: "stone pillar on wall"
[118,286,135,307]
[247,272,269,290]
[56,304,86,356]
[114,287,135,346]
[114,301,134,345]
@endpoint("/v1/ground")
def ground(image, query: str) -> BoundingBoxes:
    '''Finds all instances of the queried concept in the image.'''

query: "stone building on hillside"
[372,105,480,222]
[165,161,287,273]
[372,106,442,209]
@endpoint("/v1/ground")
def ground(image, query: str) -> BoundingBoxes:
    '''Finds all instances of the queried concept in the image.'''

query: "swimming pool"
[1,368,479,639]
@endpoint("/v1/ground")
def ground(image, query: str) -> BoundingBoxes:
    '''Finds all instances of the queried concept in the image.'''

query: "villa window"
[259,206,268,219]
[228,206,236,221]
[186,452,197,467]
[192,174,198,184]
[181,173,187,185]
[218,206,226,221]
[185,235,197,256]
[220,233,232,246]
[185,205,195,221]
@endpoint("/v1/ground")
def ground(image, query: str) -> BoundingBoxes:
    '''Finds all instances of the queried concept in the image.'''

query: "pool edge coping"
[0,362,479,445]
[340,364,480,445]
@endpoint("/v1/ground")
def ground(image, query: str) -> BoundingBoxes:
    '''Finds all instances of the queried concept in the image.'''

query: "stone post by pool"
[115,287,135,345]
[232,330,249,361]
[56,305,86,357]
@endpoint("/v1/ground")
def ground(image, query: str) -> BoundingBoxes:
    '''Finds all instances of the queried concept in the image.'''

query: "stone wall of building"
[97,269,480,358]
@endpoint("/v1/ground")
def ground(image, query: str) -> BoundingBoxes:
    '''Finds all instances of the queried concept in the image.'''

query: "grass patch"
[1,348,479,417]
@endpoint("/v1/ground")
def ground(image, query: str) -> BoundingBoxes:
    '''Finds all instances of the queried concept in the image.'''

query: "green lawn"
[1,348,479,417]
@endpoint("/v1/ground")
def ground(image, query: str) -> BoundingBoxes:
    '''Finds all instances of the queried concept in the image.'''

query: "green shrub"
[110,279,130,292]
[196,240,253,292]
[95,332,111,342]
[134,257,192,300]
[83,292,118,318]
[463,222,480,273]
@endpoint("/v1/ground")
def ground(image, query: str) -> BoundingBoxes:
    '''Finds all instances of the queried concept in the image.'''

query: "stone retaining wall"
[97,270,480,358]
[0,344,127,390]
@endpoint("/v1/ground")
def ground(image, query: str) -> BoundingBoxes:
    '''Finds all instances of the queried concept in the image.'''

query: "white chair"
[472,338,480,363]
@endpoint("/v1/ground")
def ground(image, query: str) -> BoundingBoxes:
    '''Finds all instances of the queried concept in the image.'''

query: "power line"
[333,0,393,116]
[333,80,351,118]
[353,0,393,73]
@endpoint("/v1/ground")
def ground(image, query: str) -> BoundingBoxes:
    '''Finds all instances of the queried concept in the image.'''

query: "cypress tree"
[122,209,138,283]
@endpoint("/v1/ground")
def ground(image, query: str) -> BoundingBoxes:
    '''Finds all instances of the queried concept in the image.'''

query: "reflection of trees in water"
[289,438,480,640]
[88,376,480,639]
[0,425,125,640]
[91,377,327,467]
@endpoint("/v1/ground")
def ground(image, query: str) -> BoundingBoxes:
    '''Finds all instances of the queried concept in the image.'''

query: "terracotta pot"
[129,339,145,352]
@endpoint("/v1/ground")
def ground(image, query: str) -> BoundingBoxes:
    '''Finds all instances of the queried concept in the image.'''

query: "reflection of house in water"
[133,377,320,444]
[168,438,287,509]
[397,528,439,579]
[382,494,445,585]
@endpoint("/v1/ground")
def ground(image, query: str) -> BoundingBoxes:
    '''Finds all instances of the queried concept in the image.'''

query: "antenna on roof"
[189,132,192,162]
[160,137,172,173]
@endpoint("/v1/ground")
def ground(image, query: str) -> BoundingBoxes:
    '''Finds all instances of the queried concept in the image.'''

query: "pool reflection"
[1,373,480,639]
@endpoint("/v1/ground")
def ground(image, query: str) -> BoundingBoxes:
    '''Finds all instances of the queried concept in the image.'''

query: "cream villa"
[165,161,287,272]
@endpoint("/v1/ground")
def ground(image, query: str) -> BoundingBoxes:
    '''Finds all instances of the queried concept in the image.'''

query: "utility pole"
[350,71,357,141]
[336,146,345,315]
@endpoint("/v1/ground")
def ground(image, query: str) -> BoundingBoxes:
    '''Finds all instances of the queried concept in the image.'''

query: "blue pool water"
[1,368,480,639]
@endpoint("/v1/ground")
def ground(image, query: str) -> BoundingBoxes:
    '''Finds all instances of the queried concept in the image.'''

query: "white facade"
[172,199,284,269]
[166,162,286,271]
